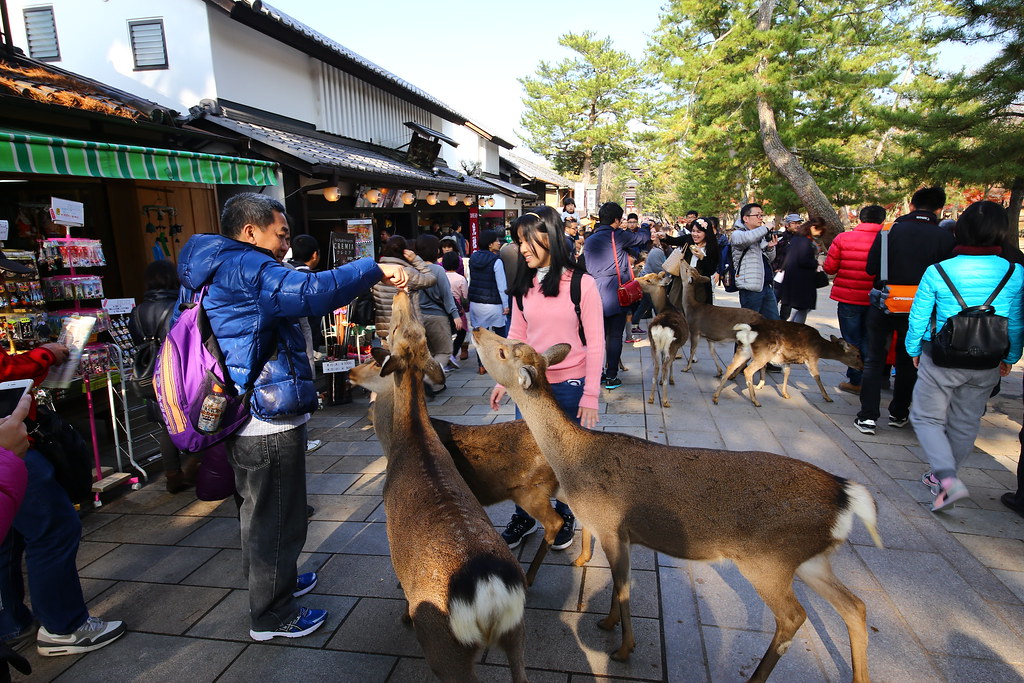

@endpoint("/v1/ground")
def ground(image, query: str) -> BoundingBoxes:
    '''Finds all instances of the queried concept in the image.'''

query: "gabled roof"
[500,150,574,188]
[197,113,500,195]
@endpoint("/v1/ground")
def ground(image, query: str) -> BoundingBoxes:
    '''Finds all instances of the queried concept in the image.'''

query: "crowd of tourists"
[0,188,1021,661]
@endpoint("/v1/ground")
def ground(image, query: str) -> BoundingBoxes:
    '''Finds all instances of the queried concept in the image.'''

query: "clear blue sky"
[271,0,1000,152]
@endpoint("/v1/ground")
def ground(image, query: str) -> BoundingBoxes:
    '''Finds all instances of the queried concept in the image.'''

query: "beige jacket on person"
[372,254,436,338]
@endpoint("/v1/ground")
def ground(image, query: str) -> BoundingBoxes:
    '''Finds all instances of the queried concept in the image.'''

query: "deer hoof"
[753,400,762,408]
[824,396,833,403]
[712,395,720,404]
[647,397,654,404]
[669,378,675,385]
[597,616,618,631]
[610,641,635,662]
[662,400,671,408]
[781,392,791,399]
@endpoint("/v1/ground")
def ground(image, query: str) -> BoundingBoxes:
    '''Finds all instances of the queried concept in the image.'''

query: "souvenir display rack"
[0,250,47,352]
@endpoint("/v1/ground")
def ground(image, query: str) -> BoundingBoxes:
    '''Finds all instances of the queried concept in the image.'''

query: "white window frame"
[128,18,168,71]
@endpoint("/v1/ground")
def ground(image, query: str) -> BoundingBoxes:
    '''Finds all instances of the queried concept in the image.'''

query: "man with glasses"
[730,202,781,320]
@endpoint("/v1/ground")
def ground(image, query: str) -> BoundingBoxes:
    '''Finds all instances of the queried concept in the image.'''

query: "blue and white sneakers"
[249,607,327,641]
[293,572,317,597]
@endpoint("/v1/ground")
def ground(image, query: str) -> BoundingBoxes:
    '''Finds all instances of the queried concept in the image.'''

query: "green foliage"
[644,0,936,216]
[519,32,650,177]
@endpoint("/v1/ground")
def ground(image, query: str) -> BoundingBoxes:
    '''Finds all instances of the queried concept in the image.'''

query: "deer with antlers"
[473,326,882,683]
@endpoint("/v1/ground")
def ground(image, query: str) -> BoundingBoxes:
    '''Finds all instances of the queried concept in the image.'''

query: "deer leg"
[516,496,564,586]
[807,360,832,402]
[683,333,699,372]
[497,620,529,683]
[707,339,723,377]
[415,619,480,683]
[743,364,762,407]
[597,535,636,662]
[780,365,792,399]
[573,526,593,566]
[796,553,870,683]
[648,343,660,404]
[734,559,807,683]
[713,349,751,404]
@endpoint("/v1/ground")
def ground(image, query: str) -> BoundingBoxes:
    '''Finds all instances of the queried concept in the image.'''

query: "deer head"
[828,335,864,370]
[382,291,445,385]
[679,261,711,285]
[472,328,569,393]
[636,272,669,294]
[348,354,391,393]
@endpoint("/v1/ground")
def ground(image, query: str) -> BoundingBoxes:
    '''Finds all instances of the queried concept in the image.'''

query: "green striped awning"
[0,128,278,186]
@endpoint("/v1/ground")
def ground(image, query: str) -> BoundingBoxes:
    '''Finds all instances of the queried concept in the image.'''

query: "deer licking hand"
[474,326,882,683]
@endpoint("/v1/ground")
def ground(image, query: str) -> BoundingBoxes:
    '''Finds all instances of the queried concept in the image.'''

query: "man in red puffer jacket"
[823,205,886,393]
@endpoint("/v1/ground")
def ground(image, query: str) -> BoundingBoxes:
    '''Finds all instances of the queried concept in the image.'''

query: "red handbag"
[611,232,643,307]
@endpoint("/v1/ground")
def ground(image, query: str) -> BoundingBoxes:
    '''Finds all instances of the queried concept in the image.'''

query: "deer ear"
[424,358,446,385]
[829,335,839,343]
[518,366,537,390]
[542,343,571,367]
[379,354,400,377]
[370,347,390,367]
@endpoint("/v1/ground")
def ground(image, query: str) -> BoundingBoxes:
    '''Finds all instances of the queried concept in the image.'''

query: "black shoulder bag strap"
[930,262,1015,338]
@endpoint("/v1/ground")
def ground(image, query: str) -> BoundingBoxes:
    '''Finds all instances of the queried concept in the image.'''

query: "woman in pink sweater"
[489,205,605,551]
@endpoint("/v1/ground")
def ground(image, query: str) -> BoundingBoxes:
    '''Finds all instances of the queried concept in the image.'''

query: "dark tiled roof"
[479,174,537,200]
[500,150,574,188]
[201,115,498,194]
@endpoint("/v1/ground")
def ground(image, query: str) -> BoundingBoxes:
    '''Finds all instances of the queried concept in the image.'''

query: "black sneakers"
[501,513,538,549]
[551,511,576,550]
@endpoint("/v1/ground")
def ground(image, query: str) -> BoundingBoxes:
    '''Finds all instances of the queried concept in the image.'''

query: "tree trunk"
[754,0,844,244]
[581,153,593,216]
[1008,176,1024,239]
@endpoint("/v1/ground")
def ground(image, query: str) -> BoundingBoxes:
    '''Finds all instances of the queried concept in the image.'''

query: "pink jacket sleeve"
[578,274,605,411]
[0,447,27,538]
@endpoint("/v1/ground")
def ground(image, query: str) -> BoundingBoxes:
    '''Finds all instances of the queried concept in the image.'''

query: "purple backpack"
[154,288,252,453]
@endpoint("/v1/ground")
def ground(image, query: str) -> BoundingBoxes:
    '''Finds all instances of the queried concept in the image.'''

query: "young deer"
[473,327,882,683]
[379,292,527,682]
[349,357,590,585]
[666,261,764,377]
[635,272,689,407]
[713,321,864,408]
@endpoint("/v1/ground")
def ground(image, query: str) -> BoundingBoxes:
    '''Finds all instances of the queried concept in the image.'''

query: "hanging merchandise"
[40,239,106,268]
[42,275,104,301]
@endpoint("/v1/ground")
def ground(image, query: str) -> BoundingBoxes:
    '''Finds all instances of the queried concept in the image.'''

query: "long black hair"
[686,216,720,264]
[508,205,583,299]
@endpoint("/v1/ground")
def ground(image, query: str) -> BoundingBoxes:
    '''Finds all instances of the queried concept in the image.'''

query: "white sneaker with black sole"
[37,617,126,657]
[888,415,909,428]
[854,418,876,435]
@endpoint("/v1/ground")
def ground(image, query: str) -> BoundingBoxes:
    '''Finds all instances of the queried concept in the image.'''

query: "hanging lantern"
[447,194,458,206]
[487,197,495,207]
[426,192,438,205]
[463,195,473,206]
[401,191,415,205]
[364,189,381,204]
[323,186,341,202]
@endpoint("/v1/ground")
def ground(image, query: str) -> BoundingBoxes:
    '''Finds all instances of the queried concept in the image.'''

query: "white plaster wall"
[7,0,216,112]
[439,119,501,176]
[207,10,318,124]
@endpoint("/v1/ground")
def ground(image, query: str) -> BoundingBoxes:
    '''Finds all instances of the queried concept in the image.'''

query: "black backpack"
[930,262,1015,370]
[127,305,172,400]
[514,269,587,345]
[721,244,749,293]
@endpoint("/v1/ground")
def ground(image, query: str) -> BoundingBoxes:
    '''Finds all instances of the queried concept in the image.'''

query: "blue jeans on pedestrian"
[0,449,89,639]
[738,285,780,320]
[837,302,868,385]
[633,293,654,326]
[512,378,584,520]
[227,424,308,632]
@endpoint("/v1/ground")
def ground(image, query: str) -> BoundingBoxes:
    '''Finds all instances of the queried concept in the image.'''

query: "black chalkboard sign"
[330,232,357,267]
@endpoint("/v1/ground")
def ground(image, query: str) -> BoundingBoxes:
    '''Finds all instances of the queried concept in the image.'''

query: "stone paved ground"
[14,287,1024,682]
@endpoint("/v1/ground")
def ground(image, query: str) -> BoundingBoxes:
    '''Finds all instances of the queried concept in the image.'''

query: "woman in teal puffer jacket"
[906,201,1024,512]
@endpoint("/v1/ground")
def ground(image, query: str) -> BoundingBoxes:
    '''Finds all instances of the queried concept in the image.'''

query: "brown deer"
[379,292,527,683]
[635,272,689,407]
[349,358,591,585]
[665,261,764,377]
[473,327,882,683]
[712,321,864,408]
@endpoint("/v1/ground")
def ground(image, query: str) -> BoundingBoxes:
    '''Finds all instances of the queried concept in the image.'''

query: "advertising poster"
[42,315,96,387]
[346,218,374,260]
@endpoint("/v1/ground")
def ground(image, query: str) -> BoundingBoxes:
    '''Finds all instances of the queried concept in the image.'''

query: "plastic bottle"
[197,384,227,433]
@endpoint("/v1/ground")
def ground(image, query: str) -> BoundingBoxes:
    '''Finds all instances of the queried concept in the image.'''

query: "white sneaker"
[305,440,323,454]
[448,355,461,369]
[37,617,126,657]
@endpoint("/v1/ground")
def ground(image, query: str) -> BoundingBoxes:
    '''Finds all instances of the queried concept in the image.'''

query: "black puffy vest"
[468,250,502,304]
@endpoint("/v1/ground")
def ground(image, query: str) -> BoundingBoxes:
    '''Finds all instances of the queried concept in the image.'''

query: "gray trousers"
[421,314,453,387]
[227,425,308,631]
[910,351,999,481]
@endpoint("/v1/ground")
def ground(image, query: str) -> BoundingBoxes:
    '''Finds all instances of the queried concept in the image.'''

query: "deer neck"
[389,371,435,456]
[506,379,585,471]
[372,389,396,453]
[650,287,669,315]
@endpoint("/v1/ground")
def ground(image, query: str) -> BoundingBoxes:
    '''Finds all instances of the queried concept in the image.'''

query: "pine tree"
[519,32,649,216]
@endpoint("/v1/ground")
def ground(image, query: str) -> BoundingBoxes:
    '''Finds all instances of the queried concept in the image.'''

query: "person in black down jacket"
[779,217,826,324]
[129,260,197,493]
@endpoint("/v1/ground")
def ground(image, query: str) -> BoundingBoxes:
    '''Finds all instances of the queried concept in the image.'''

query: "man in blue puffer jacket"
[177,193,408,641]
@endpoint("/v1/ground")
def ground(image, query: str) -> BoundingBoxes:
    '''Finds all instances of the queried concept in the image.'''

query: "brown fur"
[350,359,592,584]
[474,328,879,682]
[636,273,689,407]
[380,293,527,683]
[712,320,864,407]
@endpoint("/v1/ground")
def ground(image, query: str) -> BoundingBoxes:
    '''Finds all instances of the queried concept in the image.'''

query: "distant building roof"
[479,174,537,201]
[206,0,513,146]
[197,112,502,195]
[500,150,574,188]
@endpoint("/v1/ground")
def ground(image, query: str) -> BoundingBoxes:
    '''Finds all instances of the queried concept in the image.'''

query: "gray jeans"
[226,424,308,631]
[910,350,999,481]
